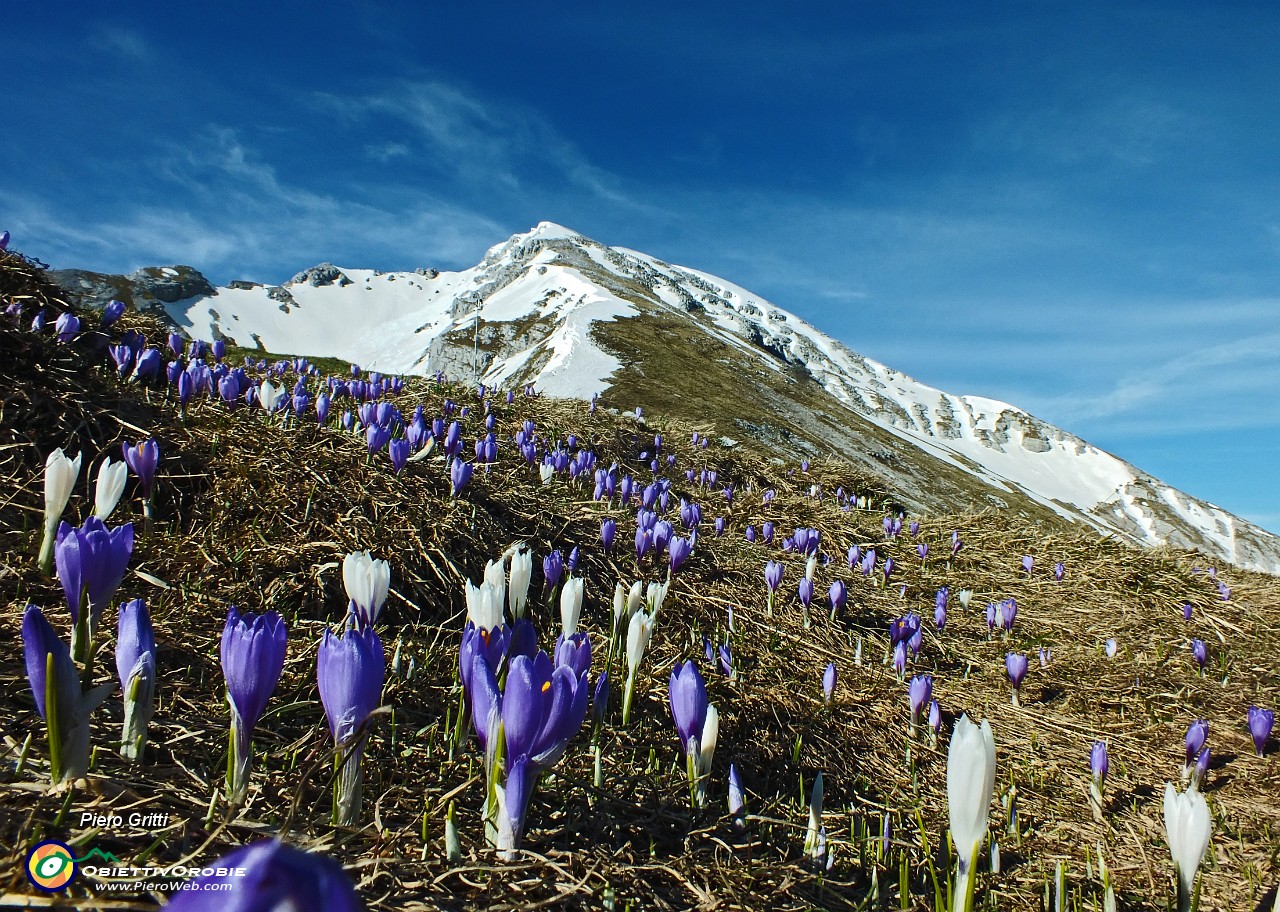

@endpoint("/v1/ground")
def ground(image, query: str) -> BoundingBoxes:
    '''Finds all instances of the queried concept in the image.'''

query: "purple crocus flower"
[798,577,814,611]
[1249,706,1274,757]
[1006,652,1028,705]
[30,308,46,332]
[1182,602,1194,621]
[1184,719,1208,768]
[116,598,157,760]
[1022,555,1034,574]
[917,543,928,560]
[829,580,846,618]
[600,518,617,552]
[669,536,692,573]
[822,662,837,705]
[882,556,894,582]
[1090,741,1109,786]
[23,605,103,783]
[134,348,162,380]
[719,644,733,677]
[221,607,288,805]
[928,698,941,737]
[1192,746,1211,786]
[0,229,9,249]
[318,626,385,745]
[847,544,860,568]
[55,312,80,342]
[714,516,726,537]
[745,525,757,543]
[592,671,610,726]
[764,560,784,592]
[669,660,709,754]
[1191,638,1207,672]
[450,458,473,495]
[316,392,331,425]
[388,438,410,475]
[892,640,907,675]
[110,343,135,378]
[469,648,590,857]
[167,332,183,358]
[55,517,135,662]
[164,840,361,912]
[122,439,161,500]
[554,632,592,678]
[999,599,1017,633]
[317,624,384,824]
[1054,561,1065,581]
[543,550,564,590]
[908,673,932,723]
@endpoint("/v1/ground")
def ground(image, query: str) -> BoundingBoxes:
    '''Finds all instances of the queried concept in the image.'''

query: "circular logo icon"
[26,840,77,892]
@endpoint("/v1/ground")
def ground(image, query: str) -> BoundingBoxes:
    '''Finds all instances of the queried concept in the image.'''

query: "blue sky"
[4,2,1278,532]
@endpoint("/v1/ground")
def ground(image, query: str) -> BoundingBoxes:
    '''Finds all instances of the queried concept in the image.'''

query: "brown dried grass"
[2,250,1279,911]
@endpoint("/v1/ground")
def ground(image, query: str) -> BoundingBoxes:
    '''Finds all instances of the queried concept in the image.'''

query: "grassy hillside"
[3,246,1279,911]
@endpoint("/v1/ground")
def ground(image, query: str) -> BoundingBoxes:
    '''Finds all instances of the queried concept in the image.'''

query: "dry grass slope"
[2,248,1279,911]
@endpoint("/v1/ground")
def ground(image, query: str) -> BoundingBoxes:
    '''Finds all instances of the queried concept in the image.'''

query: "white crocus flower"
[343,551,390,627]
[622,609,654,724]
[695,704,719,807]
[508,544,532,618]
[38,448,81,574]
[482,556,506,612]
[1163,782,1211,912]
[560,576,584,637]
[539,463,554,485]
[465,579,504,631]
[805,552,818,582]
[948,714,997,912]
[93,457,128,522]
[958,589,974,609]
[804,770,824,858]
[647,580,670,616]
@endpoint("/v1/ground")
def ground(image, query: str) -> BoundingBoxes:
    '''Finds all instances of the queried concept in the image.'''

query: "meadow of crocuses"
[3,240,1280,910]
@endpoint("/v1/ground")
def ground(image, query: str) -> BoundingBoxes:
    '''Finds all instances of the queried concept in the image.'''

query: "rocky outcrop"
[51,265,216,315]
[289,264,352,287]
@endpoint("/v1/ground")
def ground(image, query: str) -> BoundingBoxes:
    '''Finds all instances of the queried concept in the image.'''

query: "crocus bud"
[38,448,81,575]
[1006,653,1028,706]
[101,299,126,328]
[1249,706,1274,757]
[622,609,654,724]
[1184,720,1208,770]
[728,763,746,828]
[318,625,385,825]
[55,312,80,342]
[122,438,160,501]
[164,840,361,911]
[948,715,996,910]
[343,551,390,628]
[507,544,532,618]
[1191,638,1207,672]
[822,662,837,705]
[221,607,287,805]
[116,599,157,761]
[909,674,933,723]
[560,576,585,636]
[1163,782,1211,912]
[93,457,128,522]
[23,606,110,784]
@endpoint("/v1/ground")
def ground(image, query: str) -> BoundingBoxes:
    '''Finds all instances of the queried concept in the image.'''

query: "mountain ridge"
[50,222,1280,575]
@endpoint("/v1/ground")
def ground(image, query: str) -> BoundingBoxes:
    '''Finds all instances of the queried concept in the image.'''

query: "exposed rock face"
[289,264,352,287]
[50,265,216,315]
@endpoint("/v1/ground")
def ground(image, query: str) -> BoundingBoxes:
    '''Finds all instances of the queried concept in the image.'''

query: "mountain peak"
[76,228,1280,574]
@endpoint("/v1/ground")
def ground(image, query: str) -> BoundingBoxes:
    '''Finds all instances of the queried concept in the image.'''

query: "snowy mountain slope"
[56,222,1280,574]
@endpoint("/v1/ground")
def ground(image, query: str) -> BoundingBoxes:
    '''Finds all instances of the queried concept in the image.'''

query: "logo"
[26,840,78,892]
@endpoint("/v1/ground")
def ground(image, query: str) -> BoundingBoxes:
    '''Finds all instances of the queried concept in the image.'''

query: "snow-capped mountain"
[54,222,1280,575]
